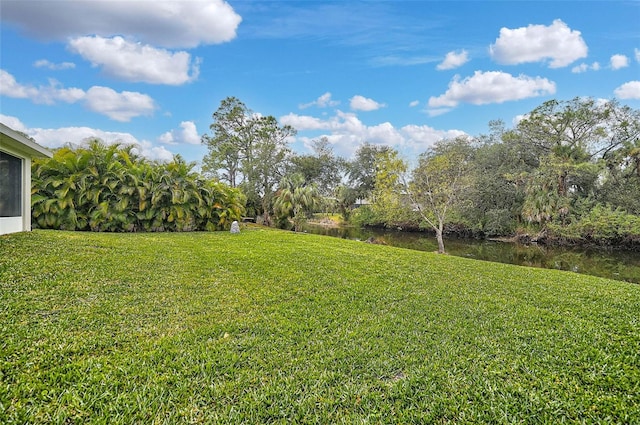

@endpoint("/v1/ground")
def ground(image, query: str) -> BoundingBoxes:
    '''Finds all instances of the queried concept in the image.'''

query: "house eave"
[0,123,53,158]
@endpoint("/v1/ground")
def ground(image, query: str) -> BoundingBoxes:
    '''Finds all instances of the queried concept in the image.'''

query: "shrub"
[549,204,640,246]
[31,140,245,232]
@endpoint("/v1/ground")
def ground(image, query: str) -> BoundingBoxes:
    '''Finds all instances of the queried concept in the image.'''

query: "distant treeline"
[351,98,640,249]
[32,97,640,248]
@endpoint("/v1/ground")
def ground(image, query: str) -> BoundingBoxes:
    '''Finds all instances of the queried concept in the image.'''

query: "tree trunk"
[435,226,446,254]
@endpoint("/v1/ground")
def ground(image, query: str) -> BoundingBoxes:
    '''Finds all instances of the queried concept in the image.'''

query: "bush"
[483,208,515,236]
[31,140,245,232]
[549,204,640,247]
[350,205,382,227]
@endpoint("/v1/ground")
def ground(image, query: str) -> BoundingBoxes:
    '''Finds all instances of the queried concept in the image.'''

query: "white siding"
[0,123,51,235]
[0,148,30,235]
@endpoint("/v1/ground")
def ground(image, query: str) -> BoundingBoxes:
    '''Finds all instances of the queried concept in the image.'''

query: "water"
[303,224,640,284]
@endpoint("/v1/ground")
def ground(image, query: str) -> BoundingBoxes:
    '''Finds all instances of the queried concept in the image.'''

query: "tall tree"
[201,97,254,187]
[371,148,412,226]
[241,115,295,224]
[513,98,626,225]
[202,97,295,223]
[464,122,529,235]
[347,143,392,201]
[515,98,612,161]
[288,137,343,197]
[409,137,475,254]
[598,102,640,214]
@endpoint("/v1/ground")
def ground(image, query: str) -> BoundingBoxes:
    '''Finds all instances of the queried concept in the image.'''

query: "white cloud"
[159,121,201,145]
[426,108,453,117]
[409,100,420,107]
[84,86,156,122]
[571,62,600,73]
[614,81,640,99]
[281,110,465,157]
[1,69,155,121]
[350,95,386,111]
[33,59,75,70]
[41,80,86,104]
[436,50,469,70]
[428,71,556,110]
[0,69,38,99]
[0,69,84,104]
[636,48,640,63]
[133,141,175,162]
[0,114,174,162]
[610,54,629,70]
[489,19,587,68]
[177,121,201,145]
[158,132,176,145]
[1,0,241,48]
[0,114,28,132]
[69,36,199,85]
[401,125,467,152]
[280,113,327,130]
[299,92,340,109]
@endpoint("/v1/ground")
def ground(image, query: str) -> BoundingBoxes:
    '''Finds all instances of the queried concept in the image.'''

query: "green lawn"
[1,229,638,424]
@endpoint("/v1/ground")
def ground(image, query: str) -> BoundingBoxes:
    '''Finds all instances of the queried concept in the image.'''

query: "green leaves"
[31,140,246,232]
[274,173,321,232]
[410,137,476,253]
[203,97,294,221]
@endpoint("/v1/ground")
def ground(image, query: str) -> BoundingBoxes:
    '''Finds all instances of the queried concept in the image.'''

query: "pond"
[303,223,640,284]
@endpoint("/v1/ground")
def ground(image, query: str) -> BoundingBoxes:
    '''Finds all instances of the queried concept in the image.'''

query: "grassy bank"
[1,229,638,423]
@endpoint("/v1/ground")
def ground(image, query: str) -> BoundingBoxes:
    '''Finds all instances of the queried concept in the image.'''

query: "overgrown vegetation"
[1,229,638,423]
[360,98,640,250]
[29,97,639,248]
[31,140,245,232]
[198,96,639,251]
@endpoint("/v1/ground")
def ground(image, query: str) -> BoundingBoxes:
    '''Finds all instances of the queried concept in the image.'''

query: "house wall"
[0,146,31,235]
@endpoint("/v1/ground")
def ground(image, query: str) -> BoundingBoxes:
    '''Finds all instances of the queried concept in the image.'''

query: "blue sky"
[1,0,639,164]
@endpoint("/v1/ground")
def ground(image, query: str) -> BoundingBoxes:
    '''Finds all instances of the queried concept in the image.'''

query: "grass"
[1,228,639,424]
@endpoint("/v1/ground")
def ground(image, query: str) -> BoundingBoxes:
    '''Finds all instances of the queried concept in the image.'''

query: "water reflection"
[303,224,640,284]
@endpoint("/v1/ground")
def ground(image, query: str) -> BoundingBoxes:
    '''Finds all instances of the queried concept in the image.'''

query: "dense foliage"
[31,140,245,232]
[33,96,637,245]
[273,173,321,231]
[2,230,638,423]
[362,98,640,250]
[201,97,295,224]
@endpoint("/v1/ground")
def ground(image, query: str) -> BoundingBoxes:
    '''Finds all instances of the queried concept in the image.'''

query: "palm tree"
[32,141,245,233]
[32,146,96,230]
[274,173,320,232]
[197,180,246,230]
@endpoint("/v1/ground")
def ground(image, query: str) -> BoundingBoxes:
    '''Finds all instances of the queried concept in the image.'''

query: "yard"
[1,228,638,423]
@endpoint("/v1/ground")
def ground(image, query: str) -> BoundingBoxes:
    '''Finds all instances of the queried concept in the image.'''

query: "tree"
[273,173,320,232]
[409,137,475,254]
[371,148,413,226]
[463,125,528,235]
[288,137,343,197]
[201,97,253,187]
[346,143,392,202]
[511,98,634,226]
[515,98,613,161]
[240,115,295,224]
[334,184,358,222]
[202,97,295,224]
[599,103,640,214]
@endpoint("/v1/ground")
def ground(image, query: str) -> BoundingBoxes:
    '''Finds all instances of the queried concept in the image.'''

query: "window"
[0,151,22,217]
